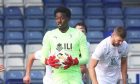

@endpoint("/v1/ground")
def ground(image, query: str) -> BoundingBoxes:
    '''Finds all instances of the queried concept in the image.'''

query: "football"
[55,51,69,68]
[48,50,70,69]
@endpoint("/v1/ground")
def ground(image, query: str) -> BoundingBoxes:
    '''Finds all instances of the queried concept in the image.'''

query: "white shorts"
[43,75,53,84]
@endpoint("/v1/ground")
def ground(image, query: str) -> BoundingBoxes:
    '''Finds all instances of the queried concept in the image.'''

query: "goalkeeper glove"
[45,55,61,68]
[63,55,79,69]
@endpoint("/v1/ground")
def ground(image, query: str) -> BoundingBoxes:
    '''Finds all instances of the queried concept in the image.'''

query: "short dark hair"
[114,26,127,39]
[54,6,71,19]
[74,22,87,33]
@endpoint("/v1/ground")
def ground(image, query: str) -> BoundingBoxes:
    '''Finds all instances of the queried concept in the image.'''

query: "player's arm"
[23,53,36,84]
[121,57,127,84]
[0,64,4,72]
[88,58,99,84]
[41,32,51,64]
[88,42,104,84]
[121,44,128,84]
[79,33,89,65]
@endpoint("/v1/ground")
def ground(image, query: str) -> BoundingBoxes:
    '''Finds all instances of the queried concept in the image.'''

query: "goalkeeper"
[41,6,89,84]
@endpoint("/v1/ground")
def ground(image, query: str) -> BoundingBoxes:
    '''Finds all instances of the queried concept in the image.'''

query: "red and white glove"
[63,55,79,69]
[45,55,61,68]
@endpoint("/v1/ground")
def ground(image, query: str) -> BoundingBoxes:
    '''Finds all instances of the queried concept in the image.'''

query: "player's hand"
[23,75,31,84]
[45,55,61,69]
[0,64,4,72]
[63,55,79,69]
[80,65,87,75]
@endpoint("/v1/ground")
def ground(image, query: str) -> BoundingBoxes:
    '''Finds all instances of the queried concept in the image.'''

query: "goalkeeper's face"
[55,12,69,30]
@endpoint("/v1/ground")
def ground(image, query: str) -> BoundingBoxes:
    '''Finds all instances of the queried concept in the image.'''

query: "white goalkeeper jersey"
[91,36,128,84]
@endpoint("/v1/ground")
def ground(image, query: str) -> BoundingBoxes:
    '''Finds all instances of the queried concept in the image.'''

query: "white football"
[54,51,69,68]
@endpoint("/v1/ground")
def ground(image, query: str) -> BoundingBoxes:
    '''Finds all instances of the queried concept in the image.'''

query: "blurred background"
[0,0,140,84]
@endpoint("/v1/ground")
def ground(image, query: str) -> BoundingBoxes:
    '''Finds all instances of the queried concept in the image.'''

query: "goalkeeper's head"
[54,6,71,31]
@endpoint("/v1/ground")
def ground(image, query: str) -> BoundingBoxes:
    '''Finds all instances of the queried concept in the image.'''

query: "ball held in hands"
[45,51,79,69]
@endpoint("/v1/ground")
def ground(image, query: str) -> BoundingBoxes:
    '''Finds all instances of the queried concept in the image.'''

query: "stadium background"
[0,0,140,84]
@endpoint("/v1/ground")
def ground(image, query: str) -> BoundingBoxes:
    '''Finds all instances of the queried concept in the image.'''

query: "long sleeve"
[79,33,89,65]
[41,32,51,64]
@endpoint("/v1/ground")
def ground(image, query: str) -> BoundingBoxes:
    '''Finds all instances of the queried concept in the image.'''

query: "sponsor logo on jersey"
[56,43,72,51]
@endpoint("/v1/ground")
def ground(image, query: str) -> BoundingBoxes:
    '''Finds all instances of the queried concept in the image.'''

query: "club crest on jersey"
[56,43,72,51]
